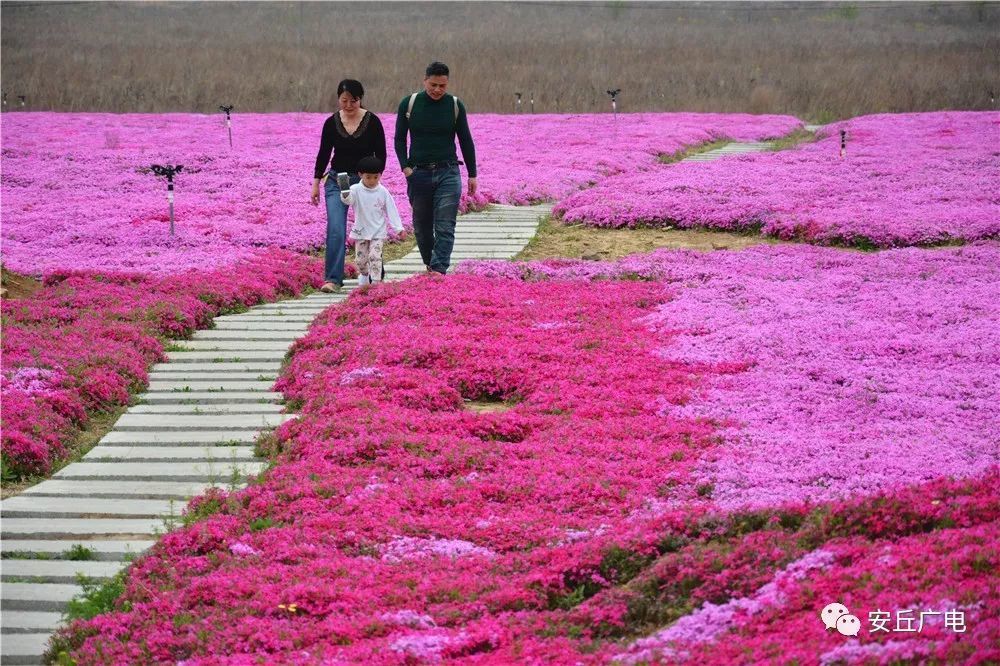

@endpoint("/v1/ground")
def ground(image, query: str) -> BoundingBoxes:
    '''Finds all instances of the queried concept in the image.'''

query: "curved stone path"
[0,131,788,663]
[0,203,550,665]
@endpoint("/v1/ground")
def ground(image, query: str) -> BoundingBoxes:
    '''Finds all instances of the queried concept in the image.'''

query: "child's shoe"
[358,275,370,287]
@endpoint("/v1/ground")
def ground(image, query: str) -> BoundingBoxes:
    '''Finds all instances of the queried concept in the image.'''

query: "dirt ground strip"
[516,216,786,261]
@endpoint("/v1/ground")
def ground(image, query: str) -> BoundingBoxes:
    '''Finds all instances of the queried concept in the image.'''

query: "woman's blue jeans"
[323,173,359,285]
[407,165,462,274]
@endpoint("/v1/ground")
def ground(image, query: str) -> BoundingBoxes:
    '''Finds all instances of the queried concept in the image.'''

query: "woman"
[310,79,387,292]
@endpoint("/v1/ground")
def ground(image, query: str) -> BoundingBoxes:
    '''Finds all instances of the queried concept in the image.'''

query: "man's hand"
[403,167,414,178]
[310,181,320,206]
[468,177,478,196]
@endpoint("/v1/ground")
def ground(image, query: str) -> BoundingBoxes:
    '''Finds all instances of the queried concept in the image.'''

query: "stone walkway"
[682,140,774,162]
[0,203,551,665]
[682,127,822,163]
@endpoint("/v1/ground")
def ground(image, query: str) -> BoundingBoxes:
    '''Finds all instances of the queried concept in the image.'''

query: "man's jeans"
[323,173,360,284]
[407,165,461,274]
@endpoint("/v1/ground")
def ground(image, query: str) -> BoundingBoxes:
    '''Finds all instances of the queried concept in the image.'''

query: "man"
[394,61,478,275]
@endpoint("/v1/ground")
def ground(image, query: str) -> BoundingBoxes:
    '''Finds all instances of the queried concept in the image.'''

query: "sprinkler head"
[219,105,234,117]
[606,88,621,99]
[150,164,184,181]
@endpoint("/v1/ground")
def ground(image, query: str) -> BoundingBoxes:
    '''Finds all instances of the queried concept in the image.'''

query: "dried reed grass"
[1,1,997,121]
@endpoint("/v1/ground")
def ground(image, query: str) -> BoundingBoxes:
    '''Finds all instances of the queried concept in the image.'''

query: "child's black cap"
[357,156,385,174]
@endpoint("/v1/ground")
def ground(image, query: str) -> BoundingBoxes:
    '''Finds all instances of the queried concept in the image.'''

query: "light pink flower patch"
[379,609,437,629]
[379,536,495,563]
[228,542,260,557]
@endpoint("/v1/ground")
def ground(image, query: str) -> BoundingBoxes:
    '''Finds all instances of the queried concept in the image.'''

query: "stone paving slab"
[392,254,517,265]
[149,369,278,379]
[84,446,257,461]
[100,430,261,444]
[191,330,304,341]
[172,340,294,351]
[2,519,163,539]
[114,413,291,430]
[212,314,317,323]
[1,496,182,518]
[2,582,83,612]
[138,391,283,404]
[18,480,218,500]
[1,610,64,632]
[0,631,54,663]
[212,321,312,330]
[54,461,266,482]
[144,379,276,392]
[2,559,126,583]
[166,351,287,362]
[128,404,283,414]
[451,238,534,244]
[150,361,283,372]
[1,540,156,560]
[254,300,339,308]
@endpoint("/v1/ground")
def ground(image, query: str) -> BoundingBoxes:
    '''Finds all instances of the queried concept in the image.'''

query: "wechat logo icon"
[822,602,861,637]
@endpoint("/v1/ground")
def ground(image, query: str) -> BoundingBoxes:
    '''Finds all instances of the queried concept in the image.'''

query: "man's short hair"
[357,156,385,174]
[425,61,450,78]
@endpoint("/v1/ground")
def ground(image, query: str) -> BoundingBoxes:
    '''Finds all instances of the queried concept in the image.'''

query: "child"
[340,156,404,286]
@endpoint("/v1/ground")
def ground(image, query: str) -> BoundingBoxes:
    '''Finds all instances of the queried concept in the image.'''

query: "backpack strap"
[405,92,460,124]
[405,92,418,120]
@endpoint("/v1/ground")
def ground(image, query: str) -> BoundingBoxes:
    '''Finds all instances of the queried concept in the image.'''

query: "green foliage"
[64,544,96,561]
[65,571,131,622]
[181,496,224,527]
[249,516,275,532]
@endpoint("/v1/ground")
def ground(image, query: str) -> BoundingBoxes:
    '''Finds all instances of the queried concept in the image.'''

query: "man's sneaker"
[320,282,339,293]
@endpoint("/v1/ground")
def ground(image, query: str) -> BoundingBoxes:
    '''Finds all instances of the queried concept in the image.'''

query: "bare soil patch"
[516,216,785,261]
[0,267,43,300]
[464,400,515,414]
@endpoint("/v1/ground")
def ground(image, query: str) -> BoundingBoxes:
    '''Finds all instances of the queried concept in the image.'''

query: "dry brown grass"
[516,215,788,262]
[0,266,43,300]
[1,2,997,120]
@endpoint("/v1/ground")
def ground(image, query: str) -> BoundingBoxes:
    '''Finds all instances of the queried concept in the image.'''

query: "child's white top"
[342,183,404,240]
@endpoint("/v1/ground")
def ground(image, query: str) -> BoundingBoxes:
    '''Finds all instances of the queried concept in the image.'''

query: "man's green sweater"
[394,91,477,178]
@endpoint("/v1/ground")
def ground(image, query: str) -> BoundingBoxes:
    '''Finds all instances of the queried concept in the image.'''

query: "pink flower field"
[0,112,800,276]
[52,258,999,663]
[4,108,996,664]
[554,111,1000,248]
[1,250,320,478]
[460,242,1000,508]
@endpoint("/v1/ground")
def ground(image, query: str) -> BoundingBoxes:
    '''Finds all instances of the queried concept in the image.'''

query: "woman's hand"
[310,180,321,206]
[403,167,414,178]
[468,177,478,196]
